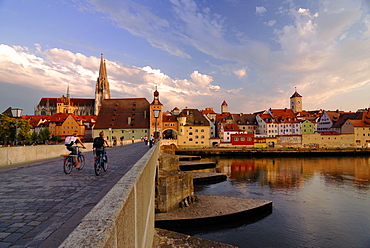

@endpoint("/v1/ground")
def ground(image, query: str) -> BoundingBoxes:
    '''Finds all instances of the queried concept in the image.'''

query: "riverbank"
[175,147,370,157]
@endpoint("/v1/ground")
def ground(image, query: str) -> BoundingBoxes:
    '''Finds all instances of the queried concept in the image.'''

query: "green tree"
[17,119,31,142]
[38,128,51,142]
[0,114,32,144]
[31,131,38,142]
[0,115,15,143]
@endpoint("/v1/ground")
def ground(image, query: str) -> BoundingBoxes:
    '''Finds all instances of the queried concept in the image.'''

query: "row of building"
[9,54,370,148]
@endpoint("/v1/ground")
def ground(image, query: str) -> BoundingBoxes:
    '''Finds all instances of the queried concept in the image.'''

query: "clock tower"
[290,88,302,113]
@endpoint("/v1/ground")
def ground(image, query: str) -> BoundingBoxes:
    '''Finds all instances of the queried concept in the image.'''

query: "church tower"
[221,100,229,114]
[95,54,111,115]
[290,87,302,113]
[150,87,163,138]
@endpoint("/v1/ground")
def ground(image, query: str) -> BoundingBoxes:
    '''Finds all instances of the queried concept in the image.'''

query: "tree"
[0,115,15,143]
[38,128,51,142]
[0,115,31,144]
[31,131,38,142]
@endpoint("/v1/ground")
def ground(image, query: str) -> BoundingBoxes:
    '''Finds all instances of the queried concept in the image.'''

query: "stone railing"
[59,143,159,248]
[0,140,142,167]
[0,144,93,167]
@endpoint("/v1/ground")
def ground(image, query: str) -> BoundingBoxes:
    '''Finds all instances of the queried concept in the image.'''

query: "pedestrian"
[149,135,154,148]
[131,136,135,144]
[120,136,124,146]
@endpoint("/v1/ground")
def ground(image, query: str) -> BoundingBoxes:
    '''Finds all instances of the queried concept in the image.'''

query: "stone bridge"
[0,142,159,248]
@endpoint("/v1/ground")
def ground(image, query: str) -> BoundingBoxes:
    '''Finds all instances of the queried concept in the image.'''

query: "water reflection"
[198,156,370,190]
[193,156,370,247]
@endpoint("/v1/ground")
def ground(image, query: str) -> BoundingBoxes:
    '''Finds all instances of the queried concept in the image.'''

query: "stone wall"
[156,147,194,213]
[0,144,94,167]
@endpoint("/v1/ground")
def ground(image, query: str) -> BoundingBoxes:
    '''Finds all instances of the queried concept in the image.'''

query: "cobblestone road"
[0,142,151,248]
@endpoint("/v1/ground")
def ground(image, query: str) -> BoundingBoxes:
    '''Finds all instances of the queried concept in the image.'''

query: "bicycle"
[94,146,108,176]
[63,146,85,174]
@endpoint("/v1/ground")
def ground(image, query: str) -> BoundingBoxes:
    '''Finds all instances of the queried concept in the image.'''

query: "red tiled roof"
[223,123,243,131]
[202,108,216,115]
[269,108,299,123]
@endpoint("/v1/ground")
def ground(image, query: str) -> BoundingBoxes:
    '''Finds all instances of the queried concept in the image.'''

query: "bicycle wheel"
[78,155,85,170]
[102,155,108,172]
[64,158,73,174]
[94,157,101,176]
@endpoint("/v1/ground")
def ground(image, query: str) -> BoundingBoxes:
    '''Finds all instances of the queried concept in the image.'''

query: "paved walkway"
[0,142,151,248]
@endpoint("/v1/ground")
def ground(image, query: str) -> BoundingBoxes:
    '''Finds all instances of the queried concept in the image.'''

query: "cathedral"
[34,54,110,116]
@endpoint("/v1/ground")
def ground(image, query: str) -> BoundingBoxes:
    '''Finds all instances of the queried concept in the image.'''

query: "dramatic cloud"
[0,44,232,111]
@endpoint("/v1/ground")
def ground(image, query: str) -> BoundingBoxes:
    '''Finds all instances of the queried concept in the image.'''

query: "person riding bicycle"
[65,131,86,168]
[93,131,109,157]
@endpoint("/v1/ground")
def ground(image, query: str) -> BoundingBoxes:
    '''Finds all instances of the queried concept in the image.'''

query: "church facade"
[34,54,110,116]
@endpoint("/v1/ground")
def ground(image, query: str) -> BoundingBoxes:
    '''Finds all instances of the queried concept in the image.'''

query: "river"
[187,156,370,248]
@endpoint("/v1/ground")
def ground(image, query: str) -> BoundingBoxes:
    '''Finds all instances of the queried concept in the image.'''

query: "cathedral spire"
[95,53,111,115]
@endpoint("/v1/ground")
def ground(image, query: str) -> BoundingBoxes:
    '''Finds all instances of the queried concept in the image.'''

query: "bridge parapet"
[59,143,159,248]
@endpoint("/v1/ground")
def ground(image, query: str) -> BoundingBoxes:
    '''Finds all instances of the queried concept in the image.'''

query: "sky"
[1,0,370,115]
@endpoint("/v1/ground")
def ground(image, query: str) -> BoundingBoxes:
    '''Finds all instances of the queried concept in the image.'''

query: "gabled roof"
[323,110,346,123]
[221,100,228,106]
[331,112,362,128]
[94,98,150,129]
[178,108,210,126]
[257,112,277,123]
[231,113,257,125]
[215,113,232,123]
[269,108,299,123]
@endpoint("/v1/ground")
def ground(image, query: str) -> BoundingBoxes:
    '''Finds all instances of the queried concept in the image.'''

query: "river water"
[187,155,370,248]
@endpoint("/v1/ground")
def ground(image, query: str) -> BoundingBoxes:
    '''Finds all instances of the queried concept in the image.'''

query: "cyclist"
[65,131,86,168]
[93,131,110,158]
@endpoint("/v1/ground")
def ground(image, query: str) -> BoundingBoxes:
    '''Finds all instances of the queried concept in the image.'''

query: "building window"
[201,135,204,139]
[195,136,199,139]
[189,138,193,141]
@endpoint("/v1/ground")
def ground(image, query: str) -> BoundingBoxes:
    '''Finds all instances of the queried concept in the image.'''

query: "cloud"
[0,44,234,112]
[264,20,276,27]
[256,6,267,15]
[84,0,191,58]
[233,69,247,78]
